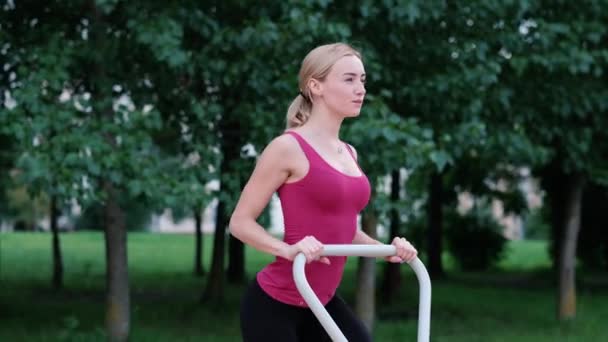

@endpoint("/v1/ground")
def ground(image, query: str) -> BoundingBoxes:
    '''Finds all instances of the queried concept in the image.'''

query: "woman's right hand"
[280,235,331,265]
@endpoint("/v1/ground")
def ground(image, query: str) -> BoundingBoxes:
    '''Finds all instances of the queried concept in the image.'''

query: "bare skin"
[229,55,417,265]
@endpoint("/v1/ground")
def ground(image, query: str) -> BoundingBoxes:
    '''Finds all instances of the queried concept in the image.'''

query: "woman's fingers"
[390,236,417,263]
[387,255,402,263]
[291,235,419,265]
[302,237,318,263]
[298,236,328,264]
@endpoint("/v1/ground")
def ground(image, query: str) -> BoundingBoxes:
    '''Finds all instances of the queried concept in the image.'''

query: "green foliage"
[445,206,508,271]
[2,2,607,338]
[4,186,49,231]
[1,0,607,288]
[524,208,550,240]
[74,197,156,232]
[506,0,608,178]
[0,1,218,218]
[394,209,428,255]
[345,99,434,177]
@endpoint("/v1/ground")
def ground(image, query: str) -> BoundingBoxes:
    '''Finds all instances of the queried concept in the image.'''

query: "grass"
[0,232,607,341]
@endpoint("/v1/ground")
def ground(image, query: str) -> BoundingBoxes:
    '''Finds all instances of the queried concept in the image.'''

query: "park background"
[1,0,607,341]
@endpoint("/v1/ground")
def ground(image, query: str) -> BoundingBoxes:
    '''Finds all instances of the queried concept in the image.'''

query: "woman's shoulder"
[262,131,301,156]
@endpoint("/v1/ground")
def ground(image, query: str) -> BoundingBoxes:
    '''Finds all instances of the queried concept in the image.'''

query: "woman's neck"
[301,106,343,141]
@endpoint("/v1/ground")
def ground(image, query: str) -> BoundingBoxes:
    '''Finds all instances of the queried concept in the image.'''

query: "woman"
[229,42,417,341]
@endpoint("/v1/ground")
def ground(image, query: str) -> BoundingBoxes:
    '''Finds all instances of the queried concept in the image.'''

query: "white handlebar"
[292,244,431,342]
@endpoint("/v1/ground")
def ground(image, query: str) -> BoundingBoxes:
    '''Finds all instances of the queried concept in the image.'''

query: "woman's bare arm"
[229,135,329,264]
[352,229,381,245]
[229,136,293,258]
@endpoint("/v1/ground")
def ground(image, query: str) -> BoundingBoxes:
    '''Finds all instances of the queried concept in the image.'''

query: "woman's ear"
[307,78,323,98]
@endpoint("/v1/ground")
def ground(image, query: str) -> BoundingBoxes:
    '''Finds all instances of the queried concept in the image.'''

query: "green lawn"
[1,232,607,341]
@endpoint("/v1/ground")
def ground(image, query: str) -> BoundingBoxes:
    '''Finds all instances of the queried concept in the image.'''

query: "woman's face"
[316,55,366,118]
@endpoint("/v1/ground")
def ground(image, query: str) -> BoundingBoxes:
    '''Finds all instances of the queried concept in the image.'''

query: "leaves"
[1,0,607,226]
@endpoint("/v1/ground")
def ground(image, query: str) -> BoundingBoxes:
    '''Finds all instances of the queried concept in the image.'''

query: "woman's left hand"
[386,237,417,263]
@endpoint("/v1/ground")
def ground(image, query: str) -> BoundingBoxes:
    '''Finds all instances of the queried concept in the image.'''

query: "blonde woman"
[230,43,417,341]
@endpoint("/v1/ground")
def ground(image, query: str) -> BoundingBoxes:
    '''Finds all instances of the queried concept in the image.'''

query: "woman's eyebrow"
[343,72,366,77]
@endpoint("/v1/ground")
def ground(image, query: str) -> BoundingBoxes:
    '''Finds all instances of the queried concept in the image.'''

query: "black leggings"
[240,279,372,342]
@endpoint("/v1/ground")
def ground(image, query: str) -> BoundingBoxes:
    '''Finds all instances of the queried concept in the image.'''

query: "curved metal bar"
[293,253,347,341]
[292,244,431,342]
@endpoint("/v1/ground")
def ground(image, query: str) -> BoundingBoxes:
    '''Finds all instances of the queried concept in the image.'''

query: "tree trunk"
[194,206,204,276]
[558,173,585,320]
[427,171,444,278]
[203,111,243,299]
[103,181,130,342]
[202,196,227,303]
[227,234,245,284]
[544,161,568,269]
[355,211,378,332]
[382,170,401,301]
[88,3,129,340]
[50,195,63,290]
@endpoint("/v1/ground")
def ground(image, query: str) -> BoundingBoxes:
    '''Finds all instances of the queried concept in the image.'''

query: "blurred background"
[1,1,607,341]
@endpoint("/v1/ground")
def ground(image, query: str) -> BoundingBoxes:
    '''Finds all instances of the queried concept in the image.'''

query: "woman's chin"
[337,108,362,119]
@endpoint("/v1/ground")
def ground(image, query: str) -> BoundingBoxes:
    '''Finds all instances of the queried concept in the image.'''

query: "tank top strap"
[283,130,320,163]
[343,143,357,162]
[343,143,365,174]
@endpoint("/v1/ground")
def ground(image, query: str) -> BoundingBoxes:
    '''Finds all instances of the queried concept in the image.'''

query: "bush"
[524,208,550,240]
[445,207,508,271]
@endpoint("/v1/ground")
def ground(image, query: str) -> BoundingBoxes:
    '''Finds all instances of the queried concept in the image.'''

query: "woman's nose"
[356,84,366,96]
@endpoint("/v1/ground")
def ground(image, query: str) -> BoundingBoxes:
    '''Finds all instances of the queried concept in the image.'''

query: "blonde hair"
[286,43,362,129]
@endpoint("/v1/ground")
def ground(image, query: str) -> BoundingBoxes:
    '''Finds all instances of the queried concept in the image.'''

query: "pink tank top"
[256,131,371,307]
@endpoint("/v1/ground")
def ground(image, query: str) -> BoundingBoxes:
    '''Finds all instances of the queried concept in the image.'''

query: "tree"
[1,1,213,339]
[503,0,608,320]
[346,97,434,329]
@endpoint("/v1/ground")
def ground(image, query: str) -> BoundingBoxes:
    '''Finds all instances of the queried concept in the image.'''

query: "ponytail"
[285,92,312,129]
